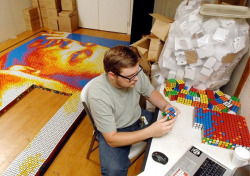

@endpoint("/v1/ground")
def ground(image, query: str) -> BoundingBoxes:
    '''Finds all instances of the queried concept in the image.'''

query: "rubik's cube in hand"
[162,107,177,121]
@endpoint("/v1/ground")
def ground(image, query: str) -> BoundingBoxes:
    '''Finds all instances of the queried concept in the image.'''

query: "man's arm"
[102,116,177,147]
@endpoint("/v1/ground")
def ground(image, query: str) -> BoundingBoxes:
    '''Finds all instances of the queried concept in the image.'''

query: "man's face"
[114,64,141,88]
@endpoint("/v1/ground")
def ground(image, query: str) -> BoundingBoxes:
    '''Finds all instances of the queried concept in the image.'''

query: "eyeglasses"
[116,66,143,82]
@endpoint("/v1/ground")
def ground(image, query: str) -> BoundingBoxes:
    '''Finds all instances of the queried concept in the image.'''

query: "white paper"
[196,47,214,58]
[203,57,217,69]
[157,74,166,85]
[175,37,191,50]
[212,61,222,71]
[210,70,225,81]
[176,69,185,80]
[184,66,195,80]
[213,27,229,42]
[196,35,209,47]
[232,36,246,53]
[200,67,213,77]
[176,56,187,65]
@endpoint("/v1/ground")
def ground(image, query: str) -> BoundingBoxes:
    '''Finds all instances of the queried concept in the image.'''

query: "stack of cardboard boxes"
[24,0,78,32]
[23,7,41,31]
[47,0,61,31]
[38,0,48,28]
[58,0,79,32]
[131,13,174,77]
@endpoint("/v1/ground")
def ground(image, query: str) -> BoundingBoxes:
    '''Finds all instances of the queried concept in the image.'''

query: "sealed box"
[38,0,46,8]
[150,13,174,41]
[61,0,76,11]
[42,18,49,29]
[23,7,39,21]
[48,19,59,31]
[40,7,48,19]
[47,8,61,20]
[25,18,41,31]
[32,0,39,7]
[58,10,78,32]
[46,0,61,9]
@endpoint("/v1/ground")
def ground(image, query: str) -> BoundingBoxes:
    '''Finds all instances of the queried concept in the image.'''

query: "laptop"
[165,146,249,176]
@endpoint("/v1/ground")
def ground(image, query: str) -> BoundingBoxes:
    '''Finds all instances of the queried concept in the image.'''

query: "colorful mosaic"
[164,79,241,113]
[194,107,250,151]
[1,32,129,175]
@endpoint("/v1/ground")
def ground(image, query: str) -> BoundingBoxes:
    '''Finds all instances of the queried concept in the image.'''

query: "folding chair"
[80,78,147,166]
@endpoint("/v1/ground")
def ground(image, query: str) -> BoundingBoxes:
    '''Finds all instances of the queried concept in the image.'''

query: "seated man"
[88,45,181,175]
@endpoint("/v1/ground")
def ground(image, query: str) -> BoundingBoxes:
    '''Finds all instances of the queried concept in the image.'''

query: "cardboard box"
[58,10,78,32]
[131,35,164,62]
[48,19,59,30]
[46,0,61,9]
[38,0,46,8]
[150,13,174,41]
[23,7,39,21]
[131,46,151,77]
[32,0,39,7]
[25,18,41,31]
[61,0,76,11]
[47,8,61,20]
[42,18,49,29]
[148,37,164,62]
[131,36,150,57]
[40,7,48,19]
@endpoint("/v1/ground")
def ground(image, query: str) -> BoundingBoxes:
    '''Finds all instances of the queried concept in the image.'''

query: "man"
[88,45,181,175]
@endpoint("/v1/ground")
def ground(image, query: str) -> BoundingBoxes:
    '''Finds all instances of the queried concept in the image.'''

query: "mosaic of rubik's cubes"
[1,87,84,176]
[164,79,250,150]
[164,79,240,113]
[194,107,250,151]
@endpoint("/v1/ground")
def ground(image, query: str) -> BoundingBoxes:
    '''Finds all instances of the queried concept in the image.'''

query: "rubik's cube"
[184,94,193,106]
[177,93,185,104]
[180,89,189,95]
[193,107,250,151]
[168,90,178,101]
[200,94,209,109]
[190,87,199,93]
[166,79,176,88]
[215,91,224,98]
[176,80,185,90]
[192,96,201,107]
[162,107,177,121]
[206,90,215,100]
[164,87,173,97]
[230,96,241,113]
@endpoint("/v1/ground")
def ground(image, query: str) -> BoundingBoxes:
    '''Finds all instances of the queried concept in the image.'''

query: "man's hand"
[147,116,177,138]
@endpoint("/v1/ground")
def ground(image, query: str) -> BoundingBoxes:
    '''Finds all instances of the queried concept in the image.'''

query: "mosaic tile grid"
[0,32,130,175]
[2,92,84,176]
[194,107,250,151]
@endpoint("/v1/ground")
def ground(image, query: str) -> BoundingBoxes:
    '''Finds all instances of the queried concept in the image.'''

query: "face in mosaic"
[0,33,109,101]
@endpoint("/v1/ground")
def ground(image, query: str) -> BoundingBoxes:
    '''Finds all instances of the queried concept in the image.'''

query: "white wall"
[0,0,31,43]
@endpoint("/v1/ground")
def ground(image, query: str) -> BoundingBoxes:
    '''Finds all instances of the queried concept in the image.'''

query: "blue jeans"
[98,109,154,176]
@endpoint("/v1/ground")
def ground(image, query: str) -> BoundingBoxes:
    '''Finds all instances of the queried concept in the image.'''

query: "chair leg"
[86,134,97,159]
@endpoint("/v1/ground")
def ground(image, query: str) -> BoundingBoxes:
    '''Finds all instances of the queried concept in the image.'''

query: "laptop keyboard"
[193,158,226,176]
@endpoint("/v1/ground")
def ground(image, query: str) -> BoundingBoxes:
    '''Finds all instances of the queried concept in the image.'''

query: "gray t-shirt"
[88,71,154,133]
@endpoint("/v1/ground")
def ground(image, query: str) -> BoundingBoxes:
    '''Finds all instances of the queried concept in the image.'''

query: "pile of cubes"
[164,78,240,113]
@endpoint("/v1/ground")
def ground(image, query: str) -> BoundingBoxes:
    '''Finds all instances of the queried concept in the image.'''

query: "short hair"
[103,45,139,74]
